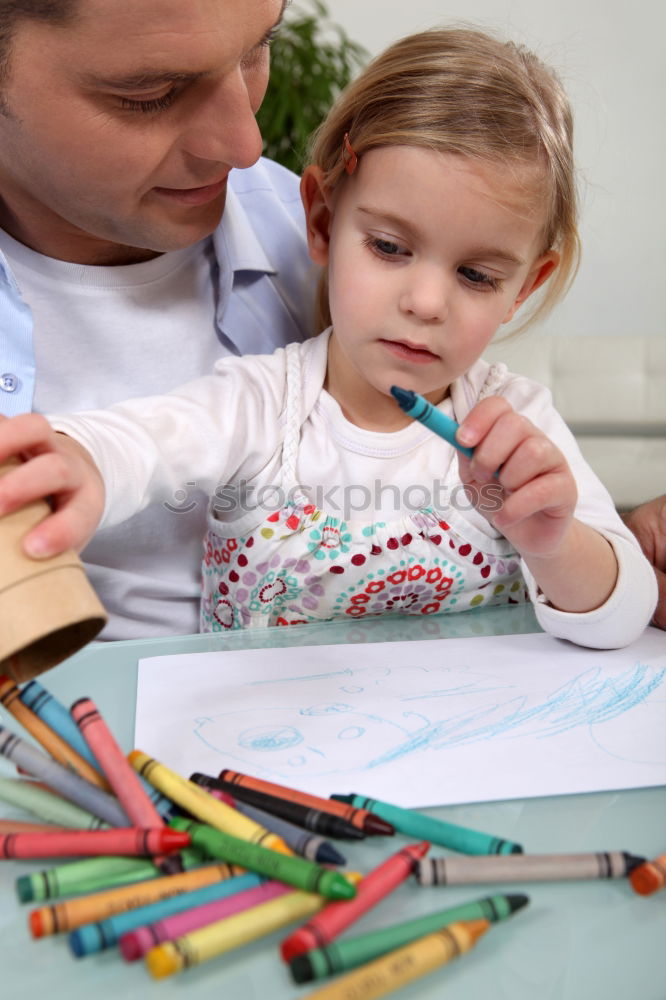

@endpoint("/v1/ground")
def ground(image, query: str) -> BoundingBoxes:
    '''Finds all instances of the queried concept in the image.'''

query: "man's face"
[0,0,284,263]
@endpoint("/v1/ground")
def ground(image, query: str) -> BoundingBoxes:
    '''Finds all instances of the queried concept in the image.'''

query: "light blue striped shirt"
[0,157,316,417]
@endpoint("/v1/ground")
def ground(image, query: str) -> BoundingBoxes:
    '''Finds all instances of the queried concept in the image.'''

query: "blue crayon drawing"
[192,658,666,780]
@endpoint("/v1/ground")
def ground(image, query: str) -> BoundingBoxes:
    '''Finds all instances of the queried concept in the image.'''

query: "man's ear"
[300,166,333,266]
[503,250,560,323]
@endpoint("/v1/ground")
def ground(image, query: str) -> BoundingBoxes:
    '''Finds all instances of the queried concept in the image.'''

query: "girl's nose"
[399,267,448,323]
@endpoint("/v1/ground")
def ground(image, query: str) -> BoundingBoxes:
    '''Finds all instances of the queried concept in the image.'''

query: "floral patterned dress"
[200,344,527,632]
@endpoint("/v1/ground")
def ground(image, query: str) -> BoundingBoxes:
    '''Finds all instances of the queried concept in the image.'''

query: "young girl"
[0,27,657,648]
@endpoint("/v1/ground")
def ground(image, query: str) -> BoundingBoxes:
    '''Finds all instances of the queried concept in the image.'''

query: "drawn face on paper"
[193,701,417,777]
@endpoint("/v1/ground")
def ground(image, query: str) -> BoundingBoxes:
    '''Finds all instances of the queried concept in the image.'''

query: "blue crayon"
[331,794,522,856]
[19,681,98,764]
[390,386,474,458]
[19,681,174,820]
[68,872,263,957]
[225,798,346,867]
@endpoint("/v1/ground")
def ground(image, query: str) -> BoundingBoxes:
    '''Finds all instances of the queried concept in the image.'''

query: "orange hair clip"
[342,132,358,175]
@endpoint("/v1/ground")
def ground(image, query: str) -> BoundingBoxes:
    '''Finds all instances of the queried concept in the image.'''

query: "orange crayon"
[0,676,111,791]
[28,860,243,936]
[0,819,67,834]
[630,853,666,895]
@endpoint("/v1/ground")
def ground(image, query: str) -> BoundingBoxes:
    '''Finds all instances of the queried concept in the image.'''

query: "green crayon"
[16,847,205,903]
[290,893,529,983]
[169,818,356,902]
[0,776,110,831]
[331,794,522,855]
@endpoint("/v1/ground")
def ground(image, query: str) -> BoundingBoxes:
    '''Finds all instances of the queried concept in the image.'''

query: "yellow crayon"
[146,888,332,979]
[297,919,490,1000]
[0,676,112,791]
[29,861,242,936]
[128,750,293,856]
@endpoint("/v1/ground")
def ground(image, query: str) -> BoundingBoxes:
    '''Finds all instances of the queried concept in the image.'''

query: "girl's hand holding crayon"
[456,397,618,614]
[456,396,578,558]
[0,413,104,558]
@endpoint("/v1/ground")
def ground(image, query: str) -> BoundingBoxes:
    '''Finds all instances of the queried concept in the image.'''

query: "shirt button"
[0,373,20,393]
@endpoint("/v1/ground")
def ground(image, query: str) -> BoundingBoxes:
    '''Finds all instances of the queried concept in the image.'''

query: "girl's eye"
[364,236,408,258]
[459,266,501,290]
[120,91,177,114]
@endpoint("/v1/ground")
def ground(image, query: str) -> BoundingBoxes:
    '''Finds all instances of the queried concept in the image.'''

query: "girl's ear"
[502,250,560,323]
[300,166,333,266]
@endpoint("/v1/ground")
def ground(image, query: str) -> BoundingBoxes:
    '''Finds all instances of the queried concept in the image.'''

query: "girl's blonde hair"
[307,26,580,333]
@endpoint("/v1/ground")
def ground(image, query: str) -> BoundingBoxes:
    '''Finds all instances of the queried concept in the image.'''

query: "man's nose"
[180,68,265,169]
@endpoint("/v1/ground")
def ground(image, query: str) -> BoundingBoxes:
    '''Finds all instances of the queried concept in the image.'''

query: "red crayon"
[0,827,189,860]
[280,841,430,962]
[70,698,179,873]
[218,769,394,837]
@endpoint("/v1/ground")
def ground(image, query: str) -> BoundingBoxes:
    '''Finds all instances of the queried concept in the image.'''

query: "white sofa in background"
[483,335,666,510]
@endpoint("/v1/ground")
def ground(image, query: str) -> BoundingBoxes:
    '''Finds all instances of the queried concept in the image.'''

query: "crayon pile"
[0,672,661,998]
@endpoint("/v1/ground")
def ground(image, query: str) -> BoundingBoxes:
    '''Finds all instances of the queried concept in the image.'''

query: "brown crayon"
[217,769,394,837]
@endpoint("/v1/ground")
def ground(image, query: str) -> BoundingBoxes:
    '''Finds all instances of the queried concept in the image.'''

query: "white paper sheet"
[135,629,666,808]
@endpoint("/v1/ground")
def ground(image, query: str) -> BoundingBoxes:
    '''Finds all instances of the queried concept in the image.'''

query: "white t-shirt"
[51,331,658,650]
[0,228,222,639]
[0,160,315,639]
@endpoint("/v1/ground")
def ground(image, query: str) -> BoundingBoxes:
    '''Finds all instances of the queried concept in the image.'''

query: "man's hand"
[622,496,666,630]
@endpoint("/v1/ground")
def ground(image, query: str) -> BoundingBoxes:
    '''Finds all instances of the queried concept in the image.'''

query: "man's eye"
[119,91,177,114]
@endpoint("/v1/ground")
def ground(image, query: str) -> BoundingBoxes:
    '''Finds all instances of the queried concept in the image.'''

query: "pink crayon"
[70,698,163,828]
[119,880,290,961]
[70,698,179,873]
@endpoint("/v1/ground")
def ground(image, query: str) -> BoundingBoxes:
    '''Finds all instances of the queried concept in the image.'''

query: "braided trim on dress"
[477,362,509,401]
[280,342,306,495]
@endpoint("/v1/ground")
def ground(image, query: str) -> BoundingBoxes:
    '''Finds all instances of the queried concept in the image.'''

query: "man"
[0,0,316,638]
[623,497,666,630]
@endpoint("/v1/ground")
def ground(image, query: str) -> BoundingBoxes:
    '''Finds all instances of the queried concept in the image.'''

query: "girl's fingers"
[493,471,576,529]
[496,434,568,494]
[0,413,59,463]
[0,451,79,517]
[23,499,99,558]
[467,410,538,483]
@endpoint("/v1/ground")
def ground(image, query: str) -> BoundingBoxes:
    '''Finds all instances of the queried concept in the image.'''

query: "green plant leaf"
[256,0,368,174]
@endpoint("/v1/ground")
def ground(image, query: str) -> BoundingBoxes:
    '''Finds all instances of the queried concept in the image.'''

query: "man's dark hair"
[0,1,77,83]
